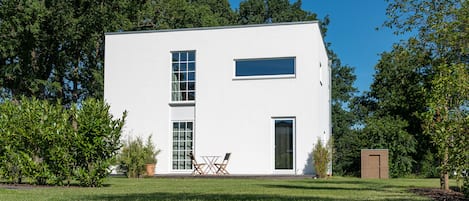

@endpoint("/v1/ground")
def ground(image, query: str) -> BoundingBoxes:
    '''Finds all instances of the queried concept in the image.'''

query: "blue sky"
[228,0,410,93]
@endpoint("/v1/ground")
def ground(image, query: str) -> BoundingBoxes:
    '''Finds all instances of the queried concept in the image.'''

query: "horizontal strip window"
[235,57,295,77]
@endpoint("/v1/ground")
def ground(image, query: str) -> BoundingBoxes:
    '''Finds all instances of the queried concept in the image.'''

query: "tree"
[238,0,316,24]
[421,64,468,191]
[361,116,416,177]
[329,51,359,176]
[150,0,236,29]
[367,39,435,176]
[384,0,468,189]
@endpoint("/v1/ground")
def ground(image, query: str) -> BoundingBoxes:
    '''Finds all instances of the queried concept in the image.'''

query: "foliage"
[355,0,468,182]
[361,116,416,177]
[238,0,316,24]
[118,135,160,178]
[144,135,161,164]
[332,130,364,177]
[464,174,469,198]
[420,63,469,190]
[151,0,236,29]
[118,137,146,178]
[312,138,331,178]
[0,97,126,187]
[383,0,468,190]
[0,97,71,185]
[329,50,358,176]
[72,98,126,186]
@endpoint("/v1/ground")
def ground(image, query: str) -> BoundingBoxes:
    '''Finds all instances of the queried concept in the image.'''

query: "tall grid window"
[172,121,193,170]
[172,51,195,101]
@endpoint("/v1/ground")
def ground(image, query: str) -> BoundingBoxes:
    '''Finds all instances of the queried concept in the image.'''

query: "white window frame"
[171,120,194,172]
[170,50,196,104]
[271,117,296,174]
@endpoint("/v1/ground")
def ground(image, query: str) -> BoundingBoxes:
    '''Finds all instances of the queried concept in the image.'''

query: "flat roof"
[105,21,319,35]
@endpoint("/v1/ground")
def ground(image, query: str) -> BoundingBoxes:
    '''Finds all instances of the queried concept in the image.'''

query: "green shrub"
[118,135,160,178]
[72,99,126,187]
[0,97,126,187]
[313,138,331,178]
[419,151,439,178]
[144,135,161,164]
[118,137,146,178]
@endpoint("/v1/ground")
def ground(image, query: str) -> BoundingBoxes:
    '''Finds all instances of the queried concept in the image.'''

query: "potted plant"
[144,135,160,176]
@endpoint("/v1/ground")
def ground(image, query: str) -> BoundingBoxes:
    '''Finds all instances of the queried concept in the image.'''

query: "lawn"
[0,176,447,201]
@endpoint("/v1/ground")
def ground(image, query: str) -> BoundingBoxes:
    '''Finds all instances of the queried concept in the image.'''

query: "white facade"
[104,21,330,175]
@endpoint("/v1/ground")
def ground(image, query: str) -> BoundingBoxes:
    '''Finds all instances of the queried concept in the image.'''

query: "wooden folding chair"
[214,153,231,175]
[189,152,206,175]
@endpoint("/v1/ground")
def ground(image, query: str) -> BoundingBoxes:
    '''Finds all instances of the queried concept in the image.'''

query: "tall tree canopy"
[0,0,142,104]
[0,0,236,104]
[357,0,469,187]
[238,0,316,24]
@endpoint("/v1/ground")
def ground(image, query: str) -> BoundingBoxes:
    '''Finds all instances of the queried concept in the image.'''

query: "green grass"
[0,176,446,201]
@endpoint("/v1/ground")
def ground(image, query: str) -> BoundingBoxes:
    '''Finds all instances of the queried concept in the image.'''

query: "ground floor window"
[172,121,193,170]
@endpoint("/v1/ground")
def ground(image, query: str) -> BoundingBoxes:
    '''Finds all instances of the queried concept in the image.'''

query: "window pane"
[180,62,187,71]
[172,91,182,101]
[180,52,187,61]
[180,82,187,90]
[188,82,195,90]
[235,57,295,77]
[172,73,179,81]
[172,63,179,71]
[188,51,195,61]
[188,62,195,71]
[188,72,195,81]
[188,91,195,100]
[172,53,179,62]
[187,122,193,129]
[181,72,187,81]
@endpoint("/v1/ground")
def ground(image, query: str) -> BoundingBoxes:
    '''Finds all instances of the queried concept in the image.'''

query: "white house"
[104,21,331,175]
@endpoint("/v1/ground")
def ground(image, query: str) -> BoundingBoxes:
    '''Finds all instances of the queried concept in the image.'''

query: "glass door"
[274,118,295,171]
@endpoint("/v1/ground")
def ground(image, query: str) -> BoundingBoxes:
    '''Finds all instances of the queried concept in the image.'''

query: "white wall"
[104,22,330,175]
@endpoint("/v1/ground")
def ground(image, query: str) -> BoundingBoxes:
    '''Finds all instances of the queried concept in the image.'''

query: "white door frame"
[272,117,296,174]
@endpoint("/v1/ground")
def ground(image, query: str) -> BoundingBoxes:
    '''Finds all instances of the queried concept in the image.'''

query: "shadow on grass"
[260,184,380,191]
[76,191,419,201]
[297,179,384,185]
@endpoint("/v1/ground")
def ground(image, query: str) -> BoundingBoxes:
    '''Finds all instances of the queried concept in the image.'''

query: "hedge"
[0,97,126,187]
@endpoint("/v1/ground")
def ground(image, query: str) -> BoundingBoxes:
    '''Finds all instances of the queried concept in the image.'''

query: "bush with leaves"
[118,137,145,178]
[313,138,331,178]
[0,97,125,187]
[118,135,160,178]
[144,135,161,165]
[72,99,126,187]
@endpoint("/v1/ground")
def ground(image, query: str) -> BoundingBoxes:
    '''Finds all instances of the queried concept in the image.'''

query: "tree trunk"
[441,147,449,191]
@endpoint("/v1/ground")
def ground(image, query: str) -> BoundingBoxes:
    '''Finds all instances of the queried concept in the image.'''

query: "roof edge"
[105,21,319,35]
